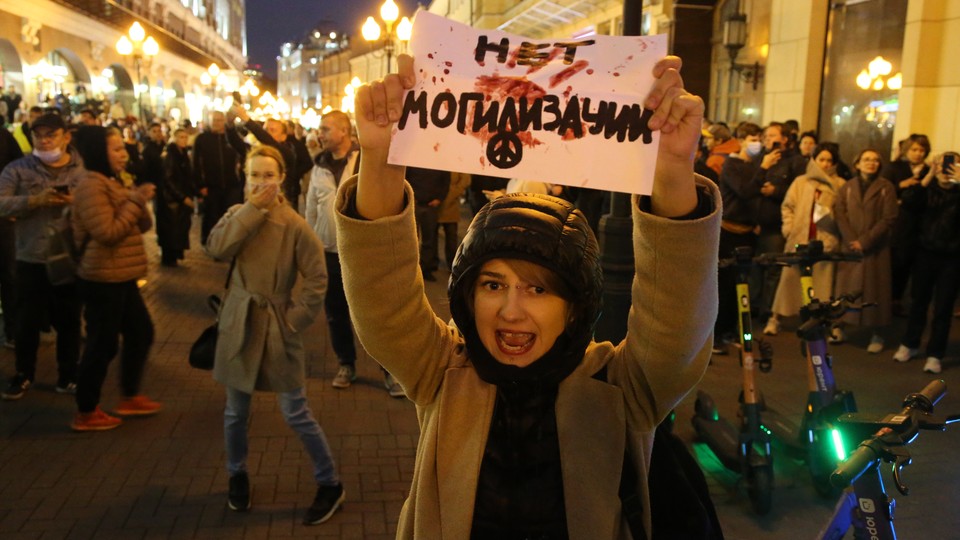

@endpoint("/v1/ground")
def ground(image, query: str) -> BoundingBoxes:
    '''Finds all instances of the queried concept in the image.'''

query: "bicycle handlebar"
[831,380,949,488]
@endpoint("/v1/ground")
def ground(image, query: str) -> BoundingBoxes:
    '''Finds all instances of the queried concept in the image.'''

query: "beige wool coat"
[772,161,846,316]
[335,175,721,540]
[72,171,152,283]
[206,202,327,393]
[834,176,898,327]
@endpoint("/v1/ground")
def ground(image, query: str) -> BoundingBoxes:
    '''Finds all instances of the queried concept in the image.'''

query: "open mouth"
[496,331,536,356]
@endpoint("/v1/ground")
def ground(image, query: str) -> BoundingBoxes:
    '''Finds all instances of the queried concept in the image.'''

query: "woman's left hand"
[643,56,705,217]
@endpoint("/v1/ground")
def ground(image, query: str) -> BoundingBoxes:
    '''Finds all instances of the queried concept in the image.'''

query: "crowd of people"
[0,48,956,538]
[703,119,959,375]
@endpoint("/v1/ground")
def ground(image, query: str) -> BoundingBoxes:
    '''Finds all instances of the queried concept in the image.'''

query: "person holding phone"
[0,113,86,400]
[892,152,960,374]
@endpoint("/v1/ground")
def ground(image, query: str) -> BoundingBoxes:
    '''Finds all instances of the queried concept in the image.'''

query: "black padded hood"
[448,193,603,385]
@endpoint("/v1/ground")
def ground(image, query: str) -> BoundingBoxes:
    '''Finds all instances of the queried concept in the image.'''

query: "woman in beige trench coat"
[206,145,344,526]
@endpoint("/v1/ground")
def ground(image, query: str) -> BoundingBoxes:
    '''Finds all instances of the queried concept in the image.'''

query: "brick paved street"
[1,214,959,539]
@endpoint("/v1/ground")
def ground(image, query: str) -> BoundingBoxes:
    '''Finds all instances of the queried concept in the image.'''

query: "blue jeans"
[224,386,338,485]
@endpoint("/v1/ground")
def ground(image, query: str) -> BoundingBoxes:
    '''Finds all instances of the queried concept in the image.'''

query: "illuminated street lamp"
[116,21,160,124]
[855,56,901,91]
[361,0,412,75]
[200,63,222,111]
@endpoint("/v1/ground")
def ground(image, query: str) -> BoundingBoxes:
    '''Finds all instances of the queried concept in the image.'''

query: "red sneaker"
[115,395,163,416]
[71,407,122,431]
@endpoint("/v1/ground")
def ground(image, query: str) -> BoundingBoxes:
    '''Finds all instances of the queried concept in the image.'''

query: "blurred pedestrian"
[405,165,450,282]
[0,113,85,399]
[885,133,931,315]
[157,128,195,266]
[193,110,246,244]
[833,149,898,350]
[206,145,343,524]
[893,152,960,374]
[765,143,846,335]
[437,171,470,271]
[70,126,160,430]
[0,123,23,348]
[306,110,400,396]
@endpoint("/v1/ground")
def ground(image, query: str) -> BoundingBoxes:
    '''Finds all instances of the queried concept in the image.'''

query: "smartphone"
[771,142,782,152]
[53,185,69,194]
[943,154,956,174]
[232,91,243,106]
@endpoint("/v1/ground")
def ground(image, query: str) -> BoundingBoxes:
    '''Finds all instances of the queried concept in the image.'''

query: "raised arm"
[353,55,415,219]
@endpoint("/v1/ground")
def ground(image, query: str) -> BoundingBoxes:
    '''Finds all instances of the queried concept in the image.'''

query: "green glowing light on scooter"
[831,428,846,461]
[744,333,752,341]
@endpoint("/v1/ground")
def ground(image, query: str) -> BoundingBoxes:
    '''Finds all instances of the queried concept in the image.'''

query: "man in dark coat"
[0,125,23,347]
[138,122,165,187]
[405,166,450,282]
[193,110,246,244]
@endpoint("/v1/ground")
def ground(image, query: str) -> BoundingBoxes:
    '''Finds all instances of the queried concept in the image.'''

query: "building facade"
[277,25,349,114]
[0,0,246,124]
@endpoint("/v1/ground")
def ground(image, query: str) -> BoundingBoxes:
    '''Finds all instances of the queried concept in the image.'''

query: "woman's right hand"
[355,54,416,155]
[354,54,417,220]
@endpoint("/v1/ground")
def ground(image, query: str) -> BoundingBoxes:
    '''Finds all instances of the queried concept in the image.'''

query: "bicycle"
[817,379,959,539]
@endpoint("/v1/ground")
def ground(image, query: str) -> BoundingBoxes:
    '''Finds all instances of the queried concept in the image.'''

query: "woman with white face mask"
[205,145,344,526]
[335,54,721,540]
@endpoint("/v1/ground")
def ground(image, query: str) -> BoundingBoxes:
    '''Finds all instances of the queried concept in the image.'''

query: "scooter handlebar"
[831,442,880,487]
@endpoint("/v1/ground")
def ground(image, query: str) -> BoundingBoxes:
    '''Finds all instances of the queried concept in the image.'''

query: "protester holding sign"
[334,25,720,538]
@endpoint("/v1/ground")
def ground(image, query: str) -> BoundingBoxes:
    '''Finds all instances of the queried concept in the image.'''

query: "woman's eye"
[480,280,502,291]
[531,286,546,295]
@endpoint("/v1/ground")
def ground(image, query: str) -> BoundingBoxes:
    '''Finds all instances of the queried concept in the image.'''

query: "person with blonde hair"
[206,144,343,524]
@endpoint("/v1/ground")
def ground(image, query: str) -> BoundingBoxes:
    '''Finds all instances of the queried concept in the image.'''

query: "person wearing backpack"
[0,113,86,400]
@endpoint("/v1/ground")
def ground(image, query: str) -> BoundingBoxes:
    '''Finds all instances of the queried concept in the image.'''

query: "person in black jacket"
[884,133,932,314]
[193,110,246,244]
[138,123,165,186]
[892,152,960,375]
[405,166,450,282]
[230,104,300,213]
[753,122,806,318]
[0,126,23,347]
[714,121,763,353]
[157,129,195,266]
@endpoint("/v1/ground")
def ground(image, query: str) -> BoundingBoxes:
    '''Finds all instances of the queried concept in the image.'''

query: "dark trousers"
[14,262,81,384]
[438,222,458,270]
[901,248,960,359]
[323,252,357,365]
[414,204,440,273]
[716,229,756,339]
[891,243,917,305]
[0,219,16,339]
[752,231,785,315]
[201,186,243,245]
[76,279,154,412]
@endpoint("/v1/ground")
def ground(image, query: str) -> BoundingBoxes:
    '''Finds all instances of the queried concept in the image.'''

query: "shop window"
[818,0,908,164]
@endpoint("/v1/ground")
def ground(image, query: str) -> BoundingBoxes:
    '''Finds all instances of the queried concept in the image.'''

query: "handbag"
[189,259,234,370]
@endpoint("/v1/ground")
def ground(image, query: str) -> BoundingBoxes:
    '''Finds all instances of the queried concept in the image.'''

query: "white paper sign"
[388,12,667,195]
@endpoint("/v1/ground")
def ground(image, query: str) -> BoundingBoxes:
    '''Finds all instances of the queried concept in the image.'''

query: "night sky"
[246,0,422,79]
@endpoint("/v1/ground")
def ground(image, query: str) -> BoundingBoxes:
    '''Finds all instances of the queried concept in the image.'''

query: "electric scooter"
[758,241,864,497]
[692,246,775,514]
[816,379,959,540]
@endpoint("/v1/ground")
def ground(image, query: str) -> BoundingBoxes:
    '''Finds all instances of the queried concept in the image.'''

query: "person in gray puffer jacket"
[0,113,86,400]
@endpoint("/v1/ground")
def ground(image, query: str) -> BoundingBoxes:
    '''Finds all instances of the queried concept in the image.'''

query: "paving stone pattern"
[1,213,959,539]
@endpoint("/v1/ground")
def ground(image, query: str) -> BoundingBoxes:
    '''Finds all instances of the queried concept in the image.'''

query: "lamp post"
[116,22,159,124]
[361,0,412,75]
[200,63,221,113]
[722,13,764,91]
